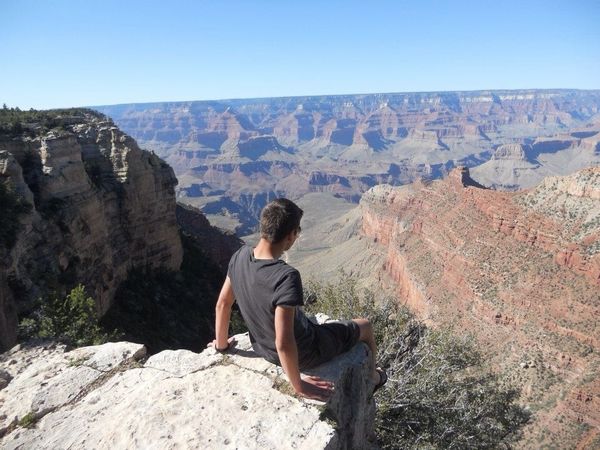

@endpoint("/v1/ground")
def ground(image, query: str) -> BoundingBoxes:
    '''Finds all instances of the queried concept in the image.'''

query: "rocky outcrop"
[360,167,600,448]
[492,143,530,160]
[0,333,376,449]
[0,112,183,351]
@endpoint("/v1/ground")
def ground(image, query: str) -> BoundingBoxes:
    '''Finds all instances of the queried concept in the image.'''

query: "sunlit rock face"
[0,112,183,350]
[360,167,600,448]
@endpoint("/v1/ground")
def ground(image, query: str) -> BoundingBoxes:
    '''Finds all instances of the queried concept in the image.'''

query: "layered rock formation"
[95,90,600,233]
[360,167,600,448]
[469,143,541,190]
[0,111,183,351]
[0,333,376,449]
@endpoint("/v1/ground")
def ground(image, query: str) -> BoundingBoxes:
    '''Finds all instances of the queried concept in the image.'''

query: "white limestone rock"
[144,348,222,377]
[0,341,146,437]
[0,336,376,449]
[68,341,147,372]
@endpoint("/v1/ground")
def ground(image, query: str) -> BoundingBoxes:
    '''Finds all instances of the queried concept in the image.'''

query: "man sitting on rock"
[209,198,386,401]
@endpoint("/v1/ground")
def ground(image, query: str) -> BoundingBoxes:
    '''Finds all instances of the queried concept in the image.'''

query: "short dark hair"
[260,198,303,244]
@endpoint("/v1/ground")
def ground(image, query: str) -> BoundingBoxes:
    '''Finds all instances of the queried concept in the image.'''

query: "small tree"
[21,284,115,347]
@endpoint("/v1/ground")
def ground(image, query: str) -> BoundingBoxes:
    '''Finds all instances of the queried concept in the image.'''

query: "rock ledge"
[0,334,376,449]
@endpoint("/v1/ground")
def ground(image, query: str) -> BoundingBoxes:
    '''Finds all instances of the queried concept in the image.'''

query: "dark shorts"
[299,320,361,370]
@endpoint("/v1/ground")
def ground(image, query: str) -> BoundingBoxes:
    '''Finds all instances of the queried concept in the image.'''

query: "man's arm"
[275,305,334,401]
[211,276,235,350]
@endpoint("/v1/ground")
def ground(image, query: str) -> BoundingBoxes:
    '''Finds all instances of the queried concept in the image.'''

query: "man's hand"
[274,306,334,401]
[296,375,334,401]
[207,336,237,352]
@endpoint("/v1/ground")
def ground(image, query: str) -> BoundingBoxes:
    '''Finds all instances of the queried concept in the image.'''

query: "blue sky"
[1,0,599,109]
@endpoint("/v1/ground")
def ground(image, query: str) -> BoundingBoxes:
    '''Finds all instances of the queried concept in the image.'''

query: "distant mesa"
[491,143,531,161]
[237,135,293,160]
[308,171,351,188]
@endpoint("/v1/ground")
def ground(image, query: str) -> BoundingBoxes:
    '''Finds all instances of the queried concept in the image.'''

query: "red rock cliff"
[360,167,600,448]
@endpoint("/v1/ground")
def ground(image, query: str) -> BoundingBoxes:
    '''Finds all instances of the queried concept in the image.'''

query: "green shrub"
[0,106,106,138]
[18,412,37,428]
[20,284,116,347]
[304,274,530,449]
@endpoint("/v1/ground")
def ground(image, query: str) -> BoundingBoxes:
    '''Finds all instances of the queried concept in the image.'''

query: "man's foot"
[373,367,388,393]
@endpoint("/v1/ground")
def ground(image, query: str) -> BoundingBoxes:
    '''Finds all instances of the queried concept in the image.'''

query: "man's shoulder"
[230,244,251,262]
[235,244,252,256]
[228,245,250,273]
[269,258,300,280]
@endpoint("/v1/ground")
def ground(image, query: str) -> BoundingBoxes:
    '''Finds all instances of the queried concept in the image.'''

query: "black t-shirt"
[227,245,317,366]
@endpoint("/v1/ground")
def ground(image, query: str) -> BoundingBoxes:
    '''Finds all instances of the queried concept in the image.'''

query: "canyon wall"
[0,111,183,351]
[360,167,600,448]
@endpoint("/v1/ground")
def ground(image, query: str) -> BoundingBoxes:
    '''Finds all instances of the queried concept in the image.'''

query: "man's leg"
[352,318,380,384]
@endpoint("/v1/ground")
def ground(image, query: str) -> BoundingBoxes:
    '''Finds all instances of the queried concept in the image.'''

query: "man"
[209,198,386,401]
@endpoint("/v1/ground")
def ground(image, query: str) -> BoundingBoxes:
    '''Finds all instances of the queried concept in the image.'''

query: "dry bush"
[304,274,530,449]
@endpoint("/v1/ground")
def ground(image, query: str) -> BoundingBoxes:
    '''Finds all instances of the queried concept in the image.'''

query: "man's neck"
[253,238,285,260]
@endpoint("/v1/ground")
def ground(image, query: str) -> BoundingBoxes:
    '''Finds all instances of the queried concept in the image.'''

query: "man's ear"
[283,230,296,248]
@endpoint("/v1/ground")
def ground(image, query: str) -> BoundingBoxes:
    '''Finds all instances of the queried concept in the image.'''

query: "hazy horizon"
[85,87,600,109]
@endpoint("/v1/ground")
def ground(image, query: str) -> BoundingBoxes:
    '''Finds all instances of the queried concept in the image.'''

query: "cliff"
[360,167,600,448]
[0,333,376,449]
[0,111,183,351]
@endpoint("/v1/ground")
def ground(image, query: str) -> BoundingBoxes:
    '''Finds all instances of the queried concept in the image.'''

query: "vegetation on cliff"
[0,105,106,138]
[18,285,116,347]
[305,275,530,449]
[17,231,229,353]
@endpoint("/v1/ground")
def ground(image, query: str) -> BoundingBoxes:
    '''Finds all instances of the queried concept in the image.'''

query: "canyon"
[0,111,376,448]
[2,104,599,447]
[290,167,600,448]
[95,89,600,234]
